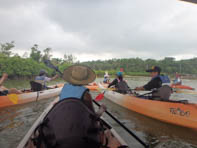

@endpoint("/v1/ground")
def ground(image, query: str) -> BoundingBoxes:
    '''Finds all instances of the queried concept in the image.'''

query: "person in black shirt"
[135,66,162,91]
[108,71,130,94]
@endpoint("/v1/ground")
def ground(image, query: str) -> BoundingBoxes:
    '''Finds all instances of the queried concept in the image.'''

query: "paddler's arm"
[0,73,8,86]
[135,86,145,91]
[83,91,107,117]
[108,79,118,88]
[135,77,162,91]
[50,74,59,81]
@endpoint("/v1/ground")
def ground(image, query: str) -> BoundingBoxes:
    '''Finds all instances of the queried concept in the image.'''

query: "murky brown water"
[1,77,197,148]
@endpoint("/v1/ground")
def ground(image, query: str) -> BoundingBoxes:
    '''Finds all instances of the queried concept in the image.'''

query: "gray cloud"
[0,0,197,61]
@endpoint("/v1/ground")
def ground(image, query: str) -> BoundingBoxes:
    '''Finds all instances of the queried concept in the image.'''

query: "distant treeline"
[82,57,197,77]
[1,41,197,78]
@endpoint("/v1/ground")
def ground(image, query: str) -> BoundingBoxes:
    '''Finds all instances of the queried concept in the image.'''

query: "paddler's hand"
[97,104,107,117]
[134,86,144,91]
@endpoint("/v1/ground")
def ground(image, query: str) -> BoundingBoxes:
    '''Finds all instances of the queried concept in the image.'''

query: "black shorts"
[0,90,9,96]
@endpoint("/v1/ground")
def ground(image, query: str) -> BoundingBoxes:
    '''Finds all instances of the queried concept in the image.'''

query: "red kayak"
[171,84,195,90]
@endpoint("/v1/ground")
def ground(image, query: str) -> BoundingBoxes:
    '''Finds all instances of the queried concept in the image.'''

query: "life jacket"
[152,75,172,100]
[59,83,88,101]
[32,99,103,148]
[0,90,8,96]
[116,79,130,94]
[152,75,171,85]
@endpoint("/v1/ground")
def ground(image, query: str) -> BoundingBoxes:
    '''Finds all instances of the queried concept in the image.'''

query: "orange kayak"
[171,84,195,90]
[0,84,63,109]
[104,91,197,130]
[85,83,108,91]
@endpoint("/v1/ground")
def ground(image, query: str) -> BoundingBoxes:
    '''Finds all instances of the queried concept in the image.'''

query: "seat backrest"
[30,81,43,91]
[33,99,101,148]
[116,81,130,94]
[152,85,172,101]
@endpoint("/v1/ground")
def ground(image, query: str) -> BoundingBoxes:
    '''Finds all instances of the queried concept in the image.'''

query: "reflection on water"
[0,98,55,148]
[0,77,197,148]
[101,98,197,148]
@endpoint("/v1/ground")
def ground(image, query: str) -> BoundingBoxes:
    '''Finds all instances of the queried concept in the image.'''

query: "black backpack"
[33,99,102,148]
[116,81,130,94]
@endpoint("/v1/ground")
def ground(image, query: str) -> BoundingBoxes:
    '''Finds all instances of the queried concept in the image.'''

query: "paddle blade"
[95,93,104,101]
[44,60,63,76]
[8,94,19,104]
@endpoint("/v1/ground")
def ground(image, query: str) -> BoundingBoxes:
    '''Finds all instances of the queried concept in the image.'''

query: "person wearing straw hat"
[31,65,108,148]
[60,64,106,116]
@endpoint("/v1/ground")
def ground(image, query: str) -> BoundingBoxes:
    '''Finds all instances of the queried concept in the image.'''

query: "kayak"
[171,84,194,90]
[85,82,108,91]
[17,97,128,148]
[0,84,63,109]
[104,90,197,130]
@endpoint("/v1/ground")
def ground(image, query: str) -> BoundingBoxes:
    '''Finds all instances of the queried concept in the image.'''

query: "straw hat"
[63,65,96,85]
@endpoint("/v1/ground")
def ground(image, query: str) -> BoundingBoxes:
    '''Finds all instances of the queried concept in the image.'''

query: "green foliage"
[83,57,197,76]
[42,48,52,61]
[64,54,76,64]
[0,41,14,57]
[1,41,197,79]
[0,56,53,78]
[30,44,42,62]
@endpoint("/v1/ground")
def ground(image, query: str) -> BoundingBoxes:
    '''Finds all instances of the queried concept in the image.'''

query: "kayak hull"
[171,84,194,90]
[0,84,63,108]
[17,97,128,148]
[85,83,108,91]
[104,91,197,130]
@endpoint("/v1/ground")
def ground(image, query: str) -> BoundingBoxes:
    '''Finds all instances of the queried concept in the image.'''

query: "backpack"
[116,81,130,94]
[32,99,103,148]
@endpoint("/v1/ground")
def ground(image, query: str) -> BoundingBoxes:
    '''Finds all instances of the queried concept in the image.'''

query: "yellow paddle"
[8,94,19,104]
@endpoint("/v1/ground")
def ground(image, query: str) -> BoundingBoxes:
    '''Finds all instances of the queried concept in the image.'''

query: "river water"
[1,77,197,148]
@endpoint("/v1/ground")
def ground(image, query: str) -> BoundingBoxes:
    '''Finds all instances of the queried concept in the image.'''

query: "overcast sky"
[0,0,197,62]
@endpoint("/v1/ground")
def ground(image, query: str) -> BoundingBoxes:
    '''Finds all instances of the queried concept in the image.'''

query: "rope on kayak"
[36,91,39,102]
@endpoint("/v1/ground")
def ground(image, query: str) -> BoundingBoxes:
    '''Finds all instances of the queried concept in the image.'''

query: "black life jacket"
[0,90,9,96]
[32,99,103,148]
[115,80,130,94]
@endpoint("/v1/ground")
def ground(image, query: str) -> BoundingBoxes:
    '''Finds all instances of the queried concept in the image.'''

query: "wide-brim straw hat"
[63,65,96,85]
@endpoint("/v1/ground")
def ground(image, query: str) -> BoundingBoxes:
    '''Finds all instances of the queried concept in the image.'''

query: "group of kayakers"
[106,66,172,98]
[28,64,174,148]
[2,64,183,148]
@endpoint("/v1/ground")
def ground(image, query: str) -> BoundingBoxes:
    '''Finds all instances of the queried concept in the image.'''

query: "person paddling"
[0,73,22,95]
[135,66,163,91]
[60,65,106,116]
[108,71,130,94]
[32,65,107,148]
[35,69,59,89]
[173,72,182,85]
[135,66,171,100]
[103,71,110,84]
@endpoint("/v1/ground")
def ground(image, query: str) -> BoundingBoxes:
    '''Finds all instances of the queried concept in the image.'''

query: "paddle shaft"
[93,100,149,148]
[44,60,63,76]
